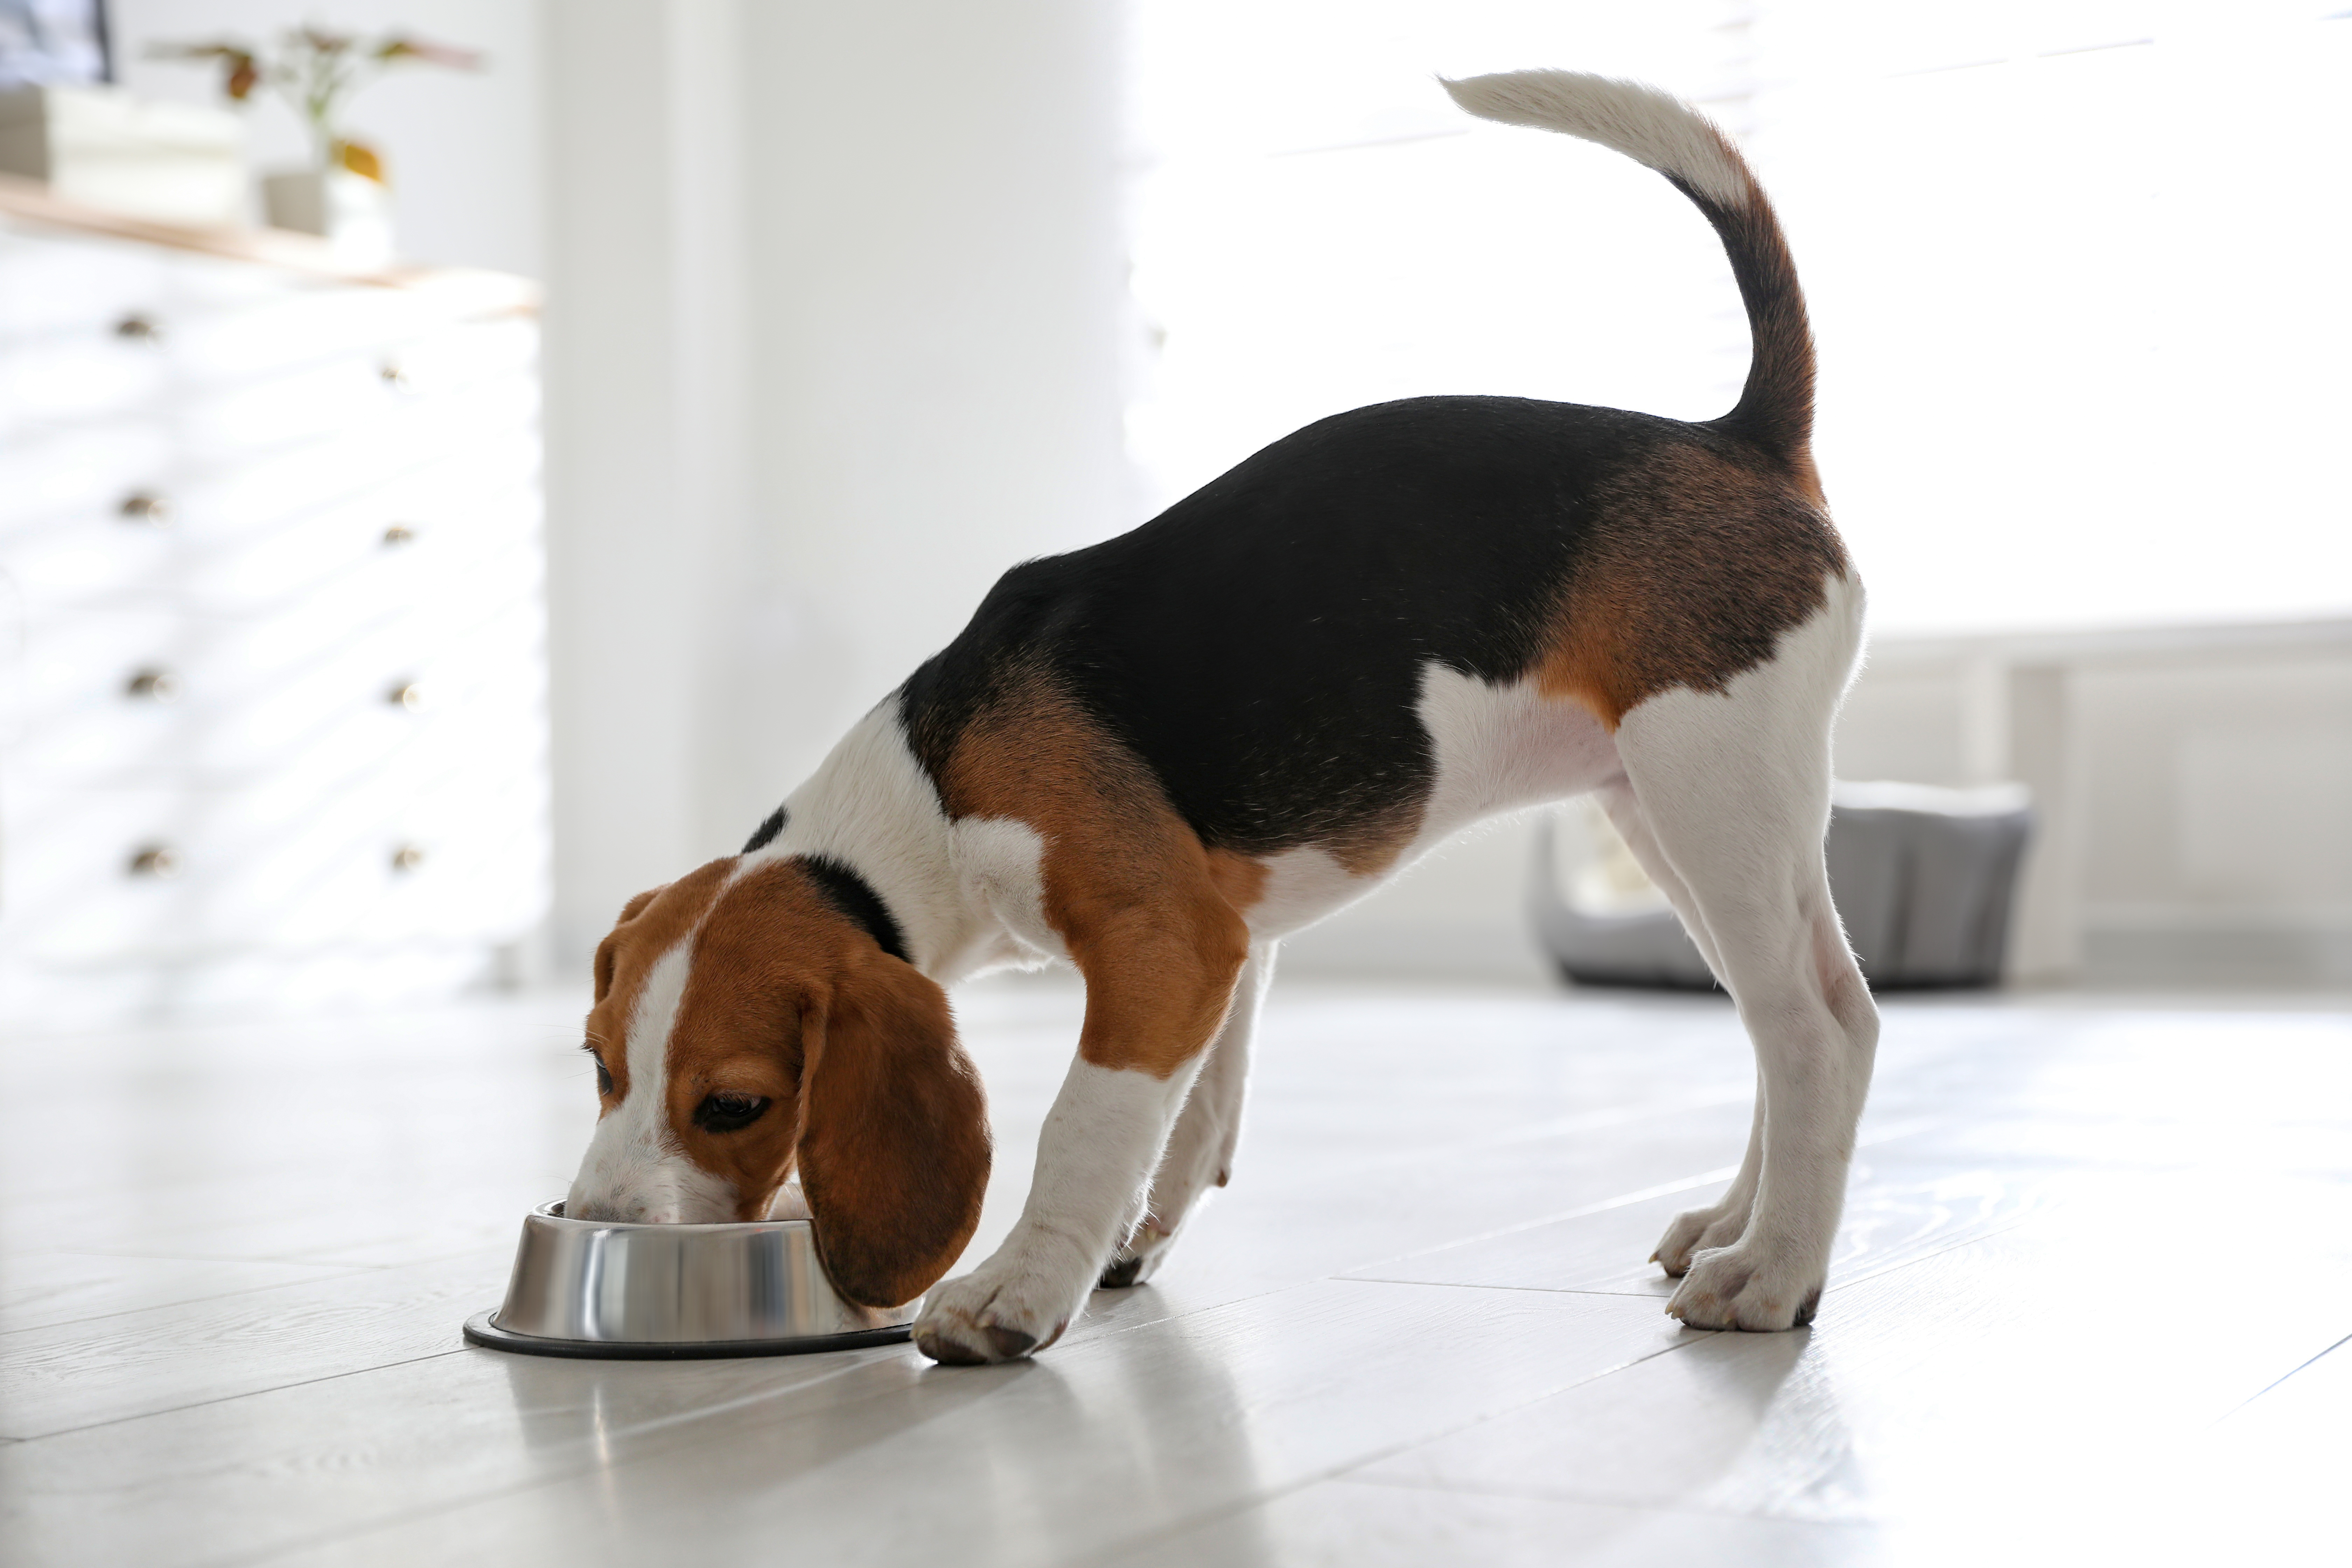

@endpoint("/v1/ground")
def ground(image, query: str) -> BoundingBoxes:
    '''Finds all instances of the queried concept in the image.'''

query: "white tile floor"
[2,977,2346,1566]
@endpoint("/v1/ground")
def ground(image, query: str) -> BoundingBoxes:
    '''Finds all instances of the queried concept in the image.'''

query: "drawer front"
[6,536,544,785]
[0,222,463,428]
[0,330,171,428]
[10,605,414,782]
[3,782,397,960]
[3,388,538,620]
[1,764,547,963]
[1,226,550,974]
[2,421,537,615]
[0,223,176,343]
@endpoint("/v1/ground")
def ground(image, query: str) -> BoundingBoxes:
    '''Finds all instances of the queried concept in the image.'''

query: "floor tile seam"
[0,1268,391,1340]
[1330,1088,1762,1175]
[1336,1274,1667,1298]
[521,1345,910,1451]
[0,1247,514,1345]
[217,1307,1723,1568]
[203,1355,1027,1568]
[0,1244,387,1268]
[1288,1329,1722,1490]
[1342,1207,2049,1299]
[1328,1165,1741,1282]
[0,1240,499,1271]
[1324,1469,1886,1530]
[264,1245,512,1272]
[1063,1278,1341,1352]
[0,1347,473,1444]
[1321,1116,1993,1290]
[2211,1328,2352,1426]
[1057,1330,1723,1568]
[1825,1212,2052,1294]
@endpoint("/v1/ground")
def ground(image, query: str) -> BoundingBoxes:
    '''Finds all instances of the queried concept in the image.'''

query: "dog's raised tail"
[1442,70,1815,471]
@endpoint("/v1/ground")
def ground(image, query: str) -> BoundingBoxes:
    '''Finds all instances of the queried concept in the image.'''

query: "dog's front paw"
[1652,1200,1751,1278]
[1097,1217,1178,1289]
[912,1258,1087,1365]
[1665,1243,1822,1331]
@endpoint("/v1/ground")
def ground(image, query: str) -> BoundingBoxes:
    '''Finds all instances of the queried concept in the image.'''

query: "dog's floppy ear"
[797,952,990,1308]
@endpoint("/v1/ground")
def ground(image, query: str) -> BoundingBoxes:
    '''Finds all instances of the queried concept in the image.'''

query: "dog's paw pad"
[982,1324,1038,1359]
[1665,1244,1821,1332]
[912,1323,992,1366]
[1097,1255,1145,1289]
[1653,1202,1751,1278]
[912,1261,1086,1364]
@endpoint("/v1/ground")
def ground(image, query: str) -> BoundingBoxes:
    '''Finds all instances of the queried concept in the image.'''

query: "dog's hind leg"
[1613,584,1878,1331]
[1099,941,1275,1288]
[1595,783,1766,1274]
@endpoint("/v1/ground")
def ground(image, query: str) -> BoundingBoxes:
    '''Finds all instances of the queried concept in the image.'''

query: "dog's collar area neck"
[796,854,910,965]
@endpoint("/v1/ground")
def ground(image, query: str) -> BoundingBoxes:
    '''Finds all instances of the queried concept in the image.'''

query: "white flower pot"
[262,167,394,267]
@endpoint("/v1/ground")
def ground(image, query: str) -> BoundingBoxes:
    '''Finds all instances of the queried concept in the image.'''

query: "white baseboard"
[1273,916,1556,987]
[2080,908,2352,986]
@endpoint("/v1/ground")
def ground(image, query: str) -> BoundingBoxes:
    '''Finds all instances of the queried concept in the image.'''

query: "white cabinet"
[0,198,549,1022]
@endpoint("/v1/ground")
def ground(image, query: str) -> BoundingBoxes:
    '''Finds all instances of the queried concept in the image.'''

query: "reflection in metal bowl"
[463,1199,918,1360]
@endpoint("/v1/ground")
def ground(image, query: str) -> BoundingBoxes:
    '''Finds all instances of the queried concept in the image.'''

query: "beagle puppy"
[567,70,1879,1364]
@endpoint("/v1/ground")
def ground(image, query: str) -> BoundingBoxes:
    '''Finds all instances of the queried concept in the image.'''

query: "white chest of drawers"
[0,183,550,1022]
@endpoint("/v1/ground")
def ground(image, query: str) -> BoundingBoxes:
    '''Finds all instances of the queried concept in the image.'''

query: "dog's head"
[565,856,990,1308]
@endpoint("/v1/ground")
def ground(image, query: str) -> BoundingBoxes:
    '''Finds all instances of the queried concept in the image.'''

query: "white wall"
[539,0,1135,961]
[729,0,1135,807]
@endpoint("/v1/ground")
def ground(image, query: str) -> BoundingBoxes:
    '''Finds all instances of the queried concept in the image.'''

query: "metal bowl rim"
[526,1197,816,1236]
[463,1309,912,1359]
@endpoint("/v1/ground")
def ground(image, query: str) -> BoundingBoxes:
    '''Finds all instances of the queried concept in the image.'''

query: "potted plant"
[149,26,480,263]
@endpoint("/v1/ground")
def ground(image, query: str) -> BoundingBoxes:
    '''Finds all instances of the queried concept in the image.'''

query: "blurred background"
[2,0,2347,1024]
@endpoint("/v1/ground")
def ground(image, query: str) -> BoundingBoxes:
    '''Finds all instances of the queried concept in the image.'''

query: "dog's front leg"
[914,906,1248,1365]
[1100,940,1275,1288]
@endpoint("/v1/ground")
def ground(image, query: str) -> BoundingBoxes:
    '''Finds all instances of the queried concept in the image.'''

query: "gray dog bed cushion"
[1530,782,2033,991]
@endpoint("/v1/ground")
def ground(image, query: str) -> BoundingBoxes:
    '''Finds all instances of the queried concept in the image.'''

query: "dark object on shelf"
[1531,782,2033,992]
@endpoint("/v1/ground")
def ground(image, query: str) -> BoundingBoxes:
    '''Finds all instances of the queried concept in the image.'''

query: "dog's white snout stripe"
[567,942,736,1223]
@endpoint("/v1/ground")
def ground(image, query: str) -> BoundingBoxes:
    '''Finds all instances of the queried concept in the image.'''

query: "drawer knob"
[125,667,181,703]
[381,523,418,547]
[119,491,172,525]
[128,844,183,879]
[391,844,427,873]
[114,313,165,342]
[387,680,426,711]
[379,362,409,388]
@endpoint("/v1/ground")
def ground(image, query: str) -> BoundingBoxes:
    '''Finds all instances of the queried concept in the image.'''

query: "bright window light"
[1127,1,2352,635]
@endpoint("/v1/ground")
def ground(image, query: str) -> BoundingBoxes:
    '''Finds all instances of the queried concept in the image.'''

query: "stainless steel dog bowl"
[462,1200,919,1359]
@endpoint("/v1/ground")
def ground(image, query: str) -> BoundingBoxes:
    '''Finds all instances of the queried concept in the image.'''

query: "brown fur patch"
[658,861,990,1303]
[934,664,1251,1078]
[793,939,990,1307]
[1205,848,1270,915]
[1318,800,1423,878]
[1535,444,1849,727]
[584,860,990,1307]
[584,859,735,1110]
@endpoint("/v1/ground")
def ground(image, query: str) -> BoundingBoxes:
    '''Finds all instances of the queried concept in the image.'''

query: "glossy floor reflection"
[2,979,2346,1566]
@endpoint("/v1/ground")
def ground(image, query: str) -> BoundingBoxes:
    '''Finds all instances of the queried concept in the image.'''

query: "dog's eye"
[594,1059,614,1097]
[693,1092,771,1133]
